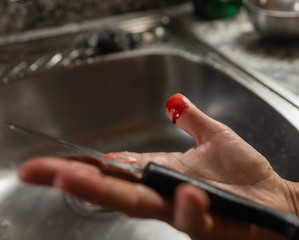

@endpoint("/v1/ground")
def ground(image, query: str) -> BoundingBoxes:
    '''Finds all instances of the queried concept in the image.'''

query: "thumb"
[165,93,226,144]
[173,184,214,239]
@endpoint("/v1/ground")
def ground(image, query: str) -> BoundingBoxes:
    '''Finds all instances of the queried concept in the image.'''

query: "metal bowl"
[245,0,299,40]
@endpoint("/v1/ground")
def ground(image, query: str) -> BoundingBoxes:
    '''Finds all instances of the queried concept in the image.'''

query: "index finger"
[19,157,173,221]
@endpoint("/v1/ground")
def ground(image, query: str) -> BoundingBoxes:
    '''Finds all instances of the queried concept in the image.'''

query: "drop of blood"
[121,156,137,165]
[165,93,189,124]
[121,160,130,164]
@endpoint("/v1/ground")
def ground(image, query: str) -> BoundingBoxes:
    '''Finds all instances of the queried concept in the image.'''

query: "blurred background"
[0,0,186,35]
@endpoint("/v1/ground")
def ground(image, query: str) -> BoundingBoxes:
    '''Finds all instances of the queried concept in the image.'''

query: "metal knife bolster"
[141,162,299,240]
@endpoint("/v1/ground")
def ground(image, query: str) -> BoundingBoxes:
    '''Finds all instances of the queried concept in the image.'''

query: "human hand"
[19,93,299,240]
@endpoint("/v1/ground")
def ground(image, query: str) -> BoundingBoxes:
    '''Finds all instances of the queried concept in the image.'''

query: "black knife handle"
[141,162,299,239]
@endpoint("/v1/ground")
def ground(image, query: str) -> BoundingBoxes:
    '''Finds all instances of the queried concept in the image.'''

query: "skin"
[19,93,299,240]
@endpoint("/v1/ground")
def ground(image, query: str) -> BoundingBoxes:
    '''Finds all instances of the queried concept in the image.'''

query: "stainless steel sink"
[0,15,299,240]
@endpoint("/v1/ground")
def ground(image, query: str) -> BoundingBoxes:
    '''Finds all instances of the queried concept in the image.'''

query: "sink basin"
[0,16,299,240]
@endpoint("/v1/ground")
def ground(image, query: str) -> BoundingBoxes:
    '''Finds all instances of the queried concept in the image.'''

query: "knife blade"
[7,122,143,177]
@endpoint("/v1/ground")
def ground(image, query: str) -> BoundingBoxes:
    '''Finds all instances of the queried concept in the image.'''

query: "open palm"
[19,94,298,240]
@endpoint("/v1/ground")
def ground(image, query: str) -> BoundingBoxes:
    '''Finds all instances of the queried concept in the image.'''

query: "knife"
[8,122,299,239]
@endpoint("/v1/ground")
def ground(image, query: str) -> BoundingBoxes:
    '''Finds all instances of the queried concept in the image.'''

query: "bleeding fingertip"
[165,93,191,124]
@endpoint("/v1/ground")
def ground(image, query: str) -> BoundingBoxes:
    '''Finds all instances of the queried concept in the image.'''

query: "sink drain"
[64,195,120,220]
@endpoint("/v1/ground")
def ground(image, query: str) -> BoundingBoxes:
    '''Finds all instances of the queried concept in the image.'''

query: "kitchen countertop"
[188,7,299,107]
[0,0,186,35]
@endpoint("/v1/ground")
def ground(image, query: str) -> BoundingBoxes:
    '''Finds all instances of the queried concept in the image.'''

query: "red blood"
[165,93,189,124]
[121,160,130,164]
